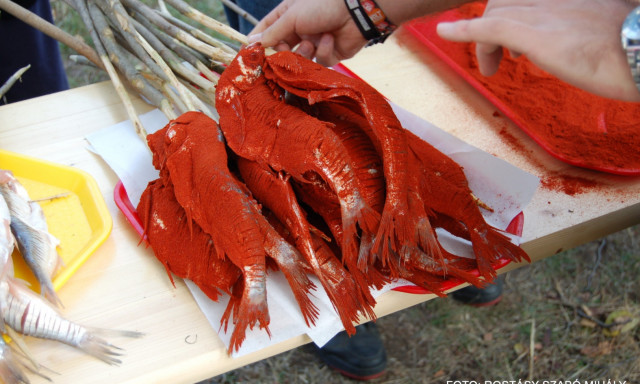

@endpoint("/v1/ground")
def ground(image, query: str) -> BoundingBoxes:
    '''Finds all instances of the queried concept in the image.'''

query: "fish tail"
[470,225,529,280]
[71,325,143,366]
[434,256,488,289]
[339,202,388,291]
[356,233,375,270]
[415,213,443,267]
[313,237,376,335]
[486,228,531,264]
[226,267,271,354]
[396,263,448,298]
[74,333,126,366]
[266,231,319,327]
[372,203,413,276]
[341,201,380,268]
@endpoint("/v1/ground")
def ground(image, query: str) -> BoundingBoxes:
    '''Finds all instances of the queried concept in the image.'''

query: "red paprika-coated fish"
[263,49,441,276]
[216,43,381,280]
[138,179,241,301]
[136,44,531,354]
[406,130,530,279]
[311,102,387,270]
[236,157,376,334]
[144,111,317,352]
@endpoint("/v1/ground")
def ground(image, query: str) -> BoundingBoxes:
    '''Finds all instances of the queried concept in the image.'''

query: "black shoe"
[314,322,387,381]
[451,276,504,307]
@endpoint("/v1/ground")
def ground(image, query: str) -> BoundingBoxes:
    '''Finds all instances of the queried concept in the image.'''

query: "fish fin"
[371,205,413,277]
[308,224,331,242]
[395,263,448,298]
[0,342,32,384]
[341,203,380,270]
[405,250,487,289]
[265,230,319,327]
[470,226,529,280]
[73,334,126,366]
[414,204,443,267]
[40,280,64,309]
[486,228,531,264]
[162,262,178,288]
[220,279,243,334]
[73,327,144,365]
[5,326,41,372]
[193,283,223,302]
[312,237,376,335]
[356,233,375,271]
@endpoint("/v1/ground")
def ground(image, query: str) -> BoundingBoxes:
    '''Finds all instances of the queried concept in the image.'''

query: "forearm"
[376,0,475,25]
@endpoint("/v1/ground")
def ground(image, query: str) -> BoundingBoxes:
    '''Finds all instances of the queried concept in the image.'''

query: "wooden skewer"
[162,0,249,45]
[74,0,149,145]
[0,65,30,100]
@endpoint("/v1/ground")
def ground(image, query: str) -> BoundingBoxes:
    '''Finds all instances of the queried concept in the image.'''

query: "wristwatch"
[621,6,640,92]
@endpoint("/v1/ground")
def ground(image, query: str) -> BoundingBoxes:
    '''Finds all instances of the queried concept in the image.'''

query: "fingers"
[475,42,503,76]
[293,40,315,59]
[314,34,339,66]
[437,17,534,51]
[250,5,300,48]
[437,18,534,76]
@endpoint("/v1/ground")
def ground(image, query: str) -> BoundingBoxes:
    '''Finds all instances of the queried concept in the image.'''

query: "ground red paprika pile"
[409,2,640,175]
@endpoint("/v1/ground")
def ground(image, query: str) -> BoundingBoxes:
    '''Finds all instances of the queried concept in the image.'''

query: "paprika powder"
[408,2,640,175]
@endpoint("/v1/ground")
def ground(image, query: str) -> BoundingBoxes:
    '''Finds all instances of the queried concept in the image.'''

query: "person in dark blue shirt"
[0,0,69,104]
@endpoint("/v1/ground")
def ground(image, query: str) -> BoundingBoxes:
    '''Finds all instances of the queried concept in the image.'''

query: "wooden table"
[1,29,639,383]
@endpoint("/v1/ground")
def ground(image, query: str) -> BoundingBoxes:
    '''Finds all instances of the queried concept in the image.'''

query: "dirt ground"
[50,2,640,382]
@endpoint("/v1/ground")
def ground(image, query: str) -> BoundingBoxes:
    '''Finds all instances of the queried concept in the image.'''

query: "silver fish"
[0,193,14,275]
[0,337,30,384]
[0,170,62,307]
[1,278,143,366]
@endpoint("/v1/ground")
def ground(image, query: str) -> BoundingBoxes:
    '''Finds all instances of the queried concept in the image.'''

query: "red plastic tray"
[403,10,640,176]
[114,181,146,241]
[116,178,523,296]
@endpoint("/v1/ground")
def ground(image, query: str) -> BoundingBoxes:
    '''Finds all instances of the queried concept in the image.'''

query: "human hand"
[248,0,367,66]
[436,0,640,101]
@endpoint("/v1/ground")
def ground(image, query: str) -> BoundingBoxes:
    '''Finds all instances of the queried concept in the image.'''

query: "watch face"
[622,7,640,42]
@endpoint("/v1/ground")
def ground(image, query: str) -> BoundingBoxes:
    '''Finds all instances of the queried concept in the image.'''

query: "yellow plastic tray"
[0,149,112,292]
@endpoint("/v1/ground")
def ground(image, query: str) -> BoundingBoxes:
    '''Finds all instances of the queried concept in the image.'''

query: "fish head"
[224,42,266,92]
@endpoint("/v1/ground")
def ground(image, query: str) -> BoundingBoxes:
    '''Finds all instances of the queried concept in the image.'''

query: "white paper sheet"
[86,105,539,357]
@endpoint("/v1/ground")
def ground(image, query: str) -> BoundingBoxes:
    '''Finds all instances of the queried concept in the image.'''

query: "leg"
[450,275,505,307]
[314,322,387,381]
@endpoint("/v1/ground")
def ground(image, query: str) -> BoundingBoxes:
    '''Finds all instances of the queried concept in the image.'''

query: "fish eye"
[249,51,261,62]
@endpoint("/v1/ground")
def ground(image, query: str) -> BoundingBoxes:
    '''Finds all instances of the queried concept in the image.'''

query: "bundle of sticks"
[0,0,253,139]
